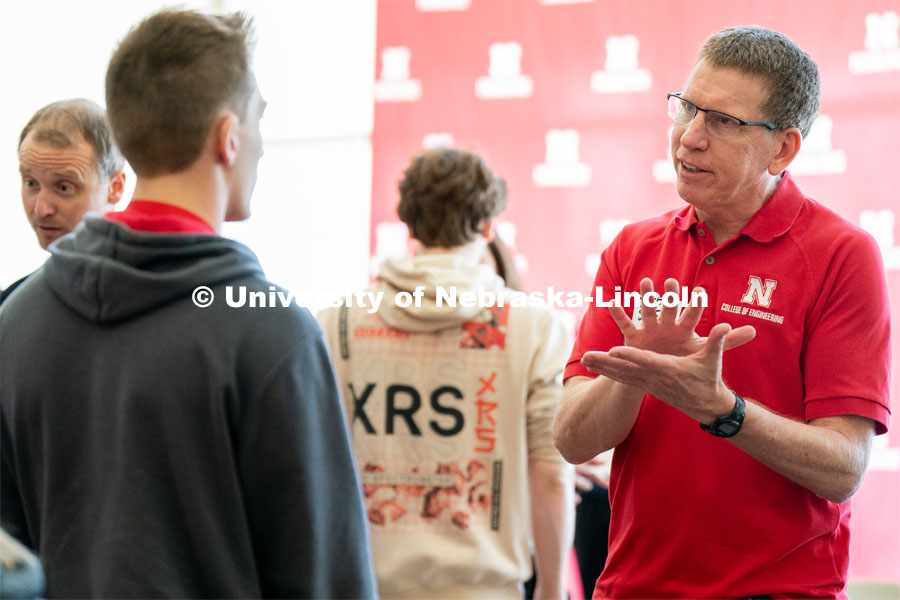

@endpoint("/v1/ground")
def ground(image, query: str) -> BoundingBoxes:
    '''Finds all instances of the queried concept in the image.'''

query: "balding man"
[1,99,125,304]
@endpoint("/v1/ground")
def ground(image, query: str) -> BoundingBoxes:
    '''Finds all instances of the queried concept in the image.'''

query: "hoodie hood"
[43,216,263,324]
[375,254,505,332]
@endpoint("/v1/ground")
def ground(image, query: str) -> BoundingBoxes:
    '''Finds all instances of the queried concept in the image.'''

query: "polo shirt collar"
[673,205,696,232]
[671,171,805,243]
[739,171,805,243]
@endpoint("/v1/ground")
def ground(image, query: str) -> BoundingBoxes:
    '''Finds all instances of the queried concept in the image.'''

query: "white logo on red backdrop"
[475,42,534,99]
[584,219,631,278]
[375,46,423,102]
[849,11,900,73]
[415,0,471,11]
[790,115,847,175]
[532,129,592,187]
[860,209,900,270]
[591,35,653,94]
[422,133,456,149]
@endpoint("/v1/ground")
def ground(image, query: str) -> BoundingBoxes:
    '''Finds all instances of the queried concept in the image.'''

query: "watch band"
[699,390,746,438]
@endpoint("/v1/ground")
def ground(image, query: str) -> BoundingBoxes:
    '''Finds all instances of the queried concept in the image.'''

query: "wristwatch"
[699,390,746,438]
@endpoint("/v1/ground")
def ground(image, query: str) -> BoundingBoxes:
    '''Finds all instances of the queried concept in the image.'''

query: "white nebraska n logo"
[741,276,777,308]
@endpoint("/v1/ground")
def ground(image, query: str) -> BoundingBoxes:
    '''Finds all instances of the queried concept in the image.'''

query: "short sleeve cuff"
[564,357,595,381]
[805,397,890,435]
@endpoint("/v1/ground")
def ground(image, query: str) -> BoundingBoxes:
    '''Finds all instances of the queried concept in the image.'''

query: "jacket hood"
[375,254,505,332]
[43,217,263,324]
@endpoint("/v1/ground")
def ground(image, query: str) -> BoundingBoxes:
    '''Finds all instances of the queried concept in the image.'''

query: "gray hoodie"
[0,216,376,599]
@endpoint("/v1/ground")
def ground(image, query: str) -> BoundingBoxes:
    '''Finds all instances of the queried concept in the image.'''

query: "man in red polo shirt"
[0,9,375,599]
[553,26,891,599]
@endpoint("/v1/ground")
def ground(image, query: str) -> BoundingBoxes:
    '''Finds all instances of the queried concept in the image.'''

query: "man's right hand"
[554,277,755,464]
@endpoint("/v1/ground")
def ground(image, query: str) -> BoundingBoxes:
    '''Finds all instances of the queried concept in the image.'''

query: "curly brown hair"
[397,148,507,248]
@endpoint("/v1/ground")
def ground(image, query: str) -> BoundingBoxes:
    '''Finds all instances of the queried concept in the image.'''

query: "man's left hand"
[582,322,744,424]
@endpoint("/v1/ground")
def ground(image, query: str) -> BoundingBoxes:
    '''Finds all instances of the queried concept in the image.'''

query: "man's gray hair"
[19,99,125,179]
[699,26,820,138]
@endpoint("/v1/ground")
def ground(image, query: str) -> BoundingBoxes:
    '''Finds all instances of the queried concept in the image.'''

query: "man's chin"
[675,180,692,203]
[36,230,64,249]
[224,197,251,223]
[224,208,250,223]
[675,180,706,206]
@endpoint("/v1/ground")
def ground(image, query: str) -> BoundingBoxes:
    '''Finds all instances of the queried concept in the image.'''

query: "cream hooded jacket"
[318,254,572,599]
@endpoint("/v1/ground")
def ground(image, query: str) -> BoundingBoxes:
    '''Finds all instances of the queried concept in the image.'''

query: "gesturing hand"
[581,277,756,423]
[606,277,754,356]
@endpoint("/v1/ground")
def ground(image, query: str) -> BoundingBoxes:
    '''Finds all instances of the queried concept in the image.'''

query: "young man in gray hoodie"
[0,10,376,598]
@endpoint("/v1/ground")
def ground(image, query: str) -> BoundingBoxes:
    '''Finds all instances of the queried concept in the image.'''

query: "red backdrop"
[371,0,900,582]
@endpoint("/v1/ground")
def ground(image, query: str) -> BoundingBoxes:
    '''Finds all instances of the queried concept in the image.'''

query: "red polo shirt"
[566,172,891,598]
[105,200,215,235]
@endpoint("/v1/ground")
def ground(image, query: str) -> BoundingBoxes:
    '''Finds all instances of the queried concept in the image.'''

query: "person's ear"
[214,111,240,167]
[106,170,126,206]
[768,127,802,175]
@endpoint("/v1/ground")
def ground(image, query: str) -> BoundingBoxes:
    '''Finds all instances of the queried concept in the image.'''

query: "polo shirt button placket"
[698,253,716,326]
[694,226,715,325]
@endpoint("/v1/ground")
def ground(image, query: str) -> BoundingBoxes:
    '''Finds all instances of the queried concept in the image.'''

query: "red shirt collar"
[105,200,216,235]
[672,171,805,243]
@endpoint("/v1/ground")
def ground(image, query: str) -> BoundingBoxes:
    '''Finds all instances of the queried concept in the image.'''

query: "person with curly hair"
[319,147,575,599]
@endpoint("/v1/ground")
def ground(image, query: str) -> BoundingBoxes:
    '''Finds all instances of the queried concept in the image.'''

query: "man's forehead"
[18,136,98,178]
[683,61,770,110]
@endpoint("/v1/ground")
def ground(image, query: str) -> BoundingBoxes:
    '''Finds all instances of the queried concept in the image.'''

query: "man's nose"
[678,109,710,151]
[32,190,58,217]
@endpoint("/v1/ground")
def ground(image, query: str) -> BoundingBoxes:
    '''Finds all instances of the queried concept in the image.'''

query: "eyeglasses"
[667,93,778,139]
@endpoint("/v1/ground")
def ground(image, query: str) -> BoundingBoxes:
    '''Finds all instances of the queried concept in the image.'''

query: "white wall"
[1,0,375,311]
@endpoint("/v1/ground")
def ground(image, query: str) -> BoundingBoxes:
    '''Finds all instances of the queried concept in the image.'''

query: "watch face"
[700,391,745,438]
[717,420,740,437]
